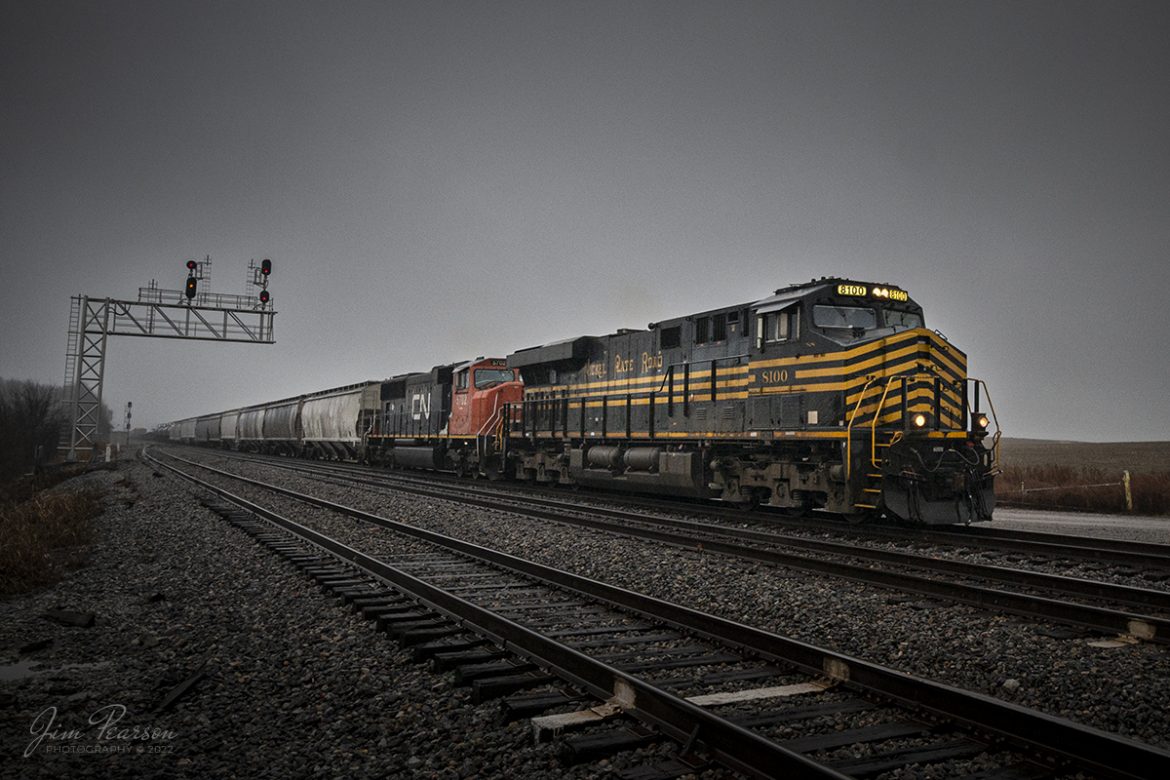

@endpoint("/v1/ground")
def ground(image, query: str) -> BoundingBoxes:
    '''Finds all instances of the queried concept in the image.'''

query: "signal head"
[185,277,198,299]
[186,259,197,270]
[259,289,270,304]
[261,259,272,276]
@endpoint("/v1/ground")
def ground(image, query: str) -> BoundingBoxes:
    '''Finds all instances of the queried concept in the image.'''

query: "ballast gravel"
[17,448,1161,778]
[196,453,1170,753]
[0,460,649,779]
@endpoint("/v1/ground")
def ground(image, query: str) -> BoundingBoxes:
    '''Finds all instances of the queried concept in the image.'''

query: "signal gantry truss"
[62,266,277,460]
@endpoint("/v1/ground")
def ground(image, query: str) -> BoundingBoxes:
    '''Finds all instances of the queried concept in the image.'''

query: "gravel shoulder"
[0,460,591,779]
[990,507,1170,543]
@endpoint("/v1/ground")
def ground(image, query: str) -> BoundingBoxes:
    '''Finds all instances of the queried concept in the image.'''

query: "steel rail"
[918,524,1170,567]
[154,448,1170,780]
[199,449,1170,639]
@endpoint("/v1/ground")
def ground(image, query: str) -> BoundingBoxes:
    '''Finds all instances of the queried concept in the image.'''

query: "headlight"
[972,413,990,433]
[912,413,928,428]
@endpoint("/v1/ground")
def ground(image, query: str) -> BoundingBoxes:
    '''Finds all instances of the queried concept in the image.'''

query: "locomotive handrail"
[653,353,750,394]
[513,354,751,439]
[844,377,879,480]
[843,374,907,477]
[966,378,1002,469]
[868,372,960,467]
[476,394,504,437]
[856,374,999,475]
[870,375,908,468]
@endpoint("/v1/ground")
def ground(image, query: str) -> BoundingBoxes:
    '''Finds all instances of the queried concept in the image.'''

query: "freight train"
[166,278,1000,524]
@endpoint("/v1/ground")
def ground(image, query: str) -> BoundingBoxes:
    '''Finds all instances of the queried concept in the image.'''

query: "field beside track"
[999,438,1170,473]
[996,438,1170,516]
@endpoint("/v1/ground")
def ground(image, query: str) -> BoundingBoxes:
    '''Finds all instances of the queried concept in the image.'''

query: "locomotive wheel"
[730,488,766,512]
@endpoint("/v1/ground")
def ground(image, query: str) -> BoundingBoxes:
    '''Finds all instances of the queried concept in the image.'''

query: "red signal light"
[186,259,197,270]
[259,289,270,304]
[260,259,272,276]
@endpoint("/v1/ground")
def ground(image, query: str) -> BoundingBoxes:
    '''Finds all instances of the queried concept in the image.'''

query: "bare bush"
[0,378,117,476]
[0,379,67,479]
[0,486,101,595]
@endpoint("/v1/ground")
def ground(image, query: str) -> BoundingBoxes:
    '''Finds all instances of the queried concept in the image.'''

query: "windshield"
[474,368,514,389]
[813,305,877,331]
[884,309,923,329]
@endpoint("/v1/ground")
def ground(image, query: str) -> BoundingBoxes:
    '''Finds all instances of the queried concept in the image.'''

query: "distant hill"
[998,438,1170,474]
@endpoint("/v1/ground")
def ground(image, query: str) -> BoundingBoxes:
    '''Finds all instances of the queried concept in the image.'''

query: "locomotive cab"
[746,279,999,523]
[753,285,927,356]
[447,358,523,436]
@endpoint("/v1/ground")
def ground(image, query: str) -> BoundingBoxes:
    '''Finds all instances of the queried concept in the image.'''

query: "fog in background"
[3,1,1168,441]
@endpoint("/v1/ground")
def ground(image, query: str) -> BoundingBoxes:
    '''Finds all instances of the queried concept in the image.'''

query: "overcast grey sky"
[2,0,1168,441]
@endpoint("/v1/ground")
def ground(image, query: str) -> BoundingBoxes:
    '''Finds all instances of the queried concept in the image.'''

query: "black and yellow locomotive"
[503,278,999,524]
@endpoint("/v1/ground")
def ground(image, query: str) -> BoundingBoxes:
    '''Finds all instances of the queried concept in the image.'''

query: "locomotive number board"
[836,283,909,302]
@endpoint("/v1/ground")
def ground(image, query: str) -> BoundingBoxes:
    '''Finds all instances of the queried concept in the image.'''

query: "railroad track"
[147,446,1170,779]
[188,448,1170,646]
[192,446,1170,572]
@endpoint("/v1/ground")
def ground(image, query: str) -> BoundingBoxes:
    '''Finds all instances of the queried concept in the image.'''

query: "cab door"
[448,368,471,434]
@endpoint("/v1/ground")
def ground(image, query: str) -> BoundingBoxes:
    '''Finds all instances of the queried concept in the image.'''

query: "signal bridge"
[62,257,276,460]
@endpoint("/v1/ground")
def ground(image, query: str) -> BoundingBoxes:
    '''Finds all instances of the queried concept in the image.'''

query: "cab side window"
[696,314,729,344]
[695,317,710,344]
[712,313,727,341]
[758,306,800,346]
[455,369,469,391]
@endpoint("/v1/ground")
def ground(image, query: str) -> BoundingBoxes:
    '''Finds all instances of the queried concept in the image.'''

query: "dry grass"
[995,438,1170,516]
[0,484,102,596]
[0,463,95,505]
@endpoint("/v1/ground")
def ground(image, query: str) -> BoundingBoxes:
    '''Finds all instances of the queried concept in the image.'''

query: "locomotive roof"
[508,278,917,369]
[752,278,847,312]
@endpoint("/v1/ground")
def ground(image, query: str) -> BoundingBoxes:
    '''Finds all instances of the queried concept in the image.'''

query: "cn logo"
[411,393,431,421]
